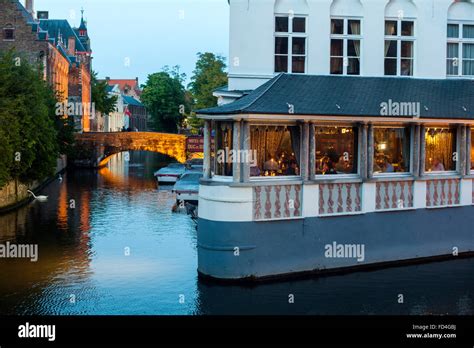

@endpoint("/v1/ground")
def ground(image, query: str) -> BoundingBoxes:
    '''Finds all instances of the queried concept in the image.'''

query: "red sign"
[186,136,214,153]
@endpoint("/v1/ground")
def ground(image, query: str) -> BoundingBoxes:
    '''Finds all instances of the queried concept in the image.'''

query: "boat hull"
[197,206,474,280]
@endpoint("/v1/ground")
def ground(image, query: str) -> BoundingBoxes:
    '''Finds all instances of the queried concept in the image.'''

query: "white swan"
[27,190,48,202]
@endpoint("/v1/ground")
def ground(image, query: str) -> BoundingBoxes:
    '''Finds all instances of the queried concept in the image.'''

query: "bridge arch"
[74,132,187,168]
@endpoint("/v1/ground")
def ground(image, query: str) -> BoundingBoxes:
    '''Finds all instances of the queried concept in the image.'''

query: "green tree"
[188,52,227,131]
[0,50,70,188]
[141,66,187,133]
[91,71,118,115]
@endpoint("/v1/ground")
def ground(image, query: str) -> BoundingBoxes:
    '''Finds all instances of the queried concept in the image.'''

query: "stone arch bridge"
[74,132,187,167]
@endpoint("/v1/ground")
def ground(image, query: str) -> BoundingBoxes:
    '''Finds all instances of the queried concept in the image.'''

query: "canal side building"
[0,0,93,132]
[196,0,474,280]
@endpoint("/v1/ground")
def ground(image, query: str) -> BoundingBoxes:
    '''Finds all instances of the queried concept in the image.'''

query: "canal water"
[0,151,473,315]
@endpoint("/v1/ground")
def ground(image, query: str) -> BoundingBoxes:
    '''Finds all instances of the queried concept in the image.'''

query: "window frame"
[274,15,308,74]
[384,18,416,77]
[446,21,474,78]
[313,123,360,179]
[330,17,363,76]
[248,123,302,181]
[372,125,413,177]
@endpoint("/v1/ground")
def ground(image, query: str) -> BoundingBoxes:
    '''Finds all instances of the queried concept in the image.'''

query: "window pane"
[330,58,343,74]
[331,39,343,56]
[250,126,300,177]
[275,55,288,73]
[275,37,288,54]
[293,17,306,33]
[401,21,414,36]
[275,17,289,32]
[463,43,474,59]
[447,59,459,75]
[331,19,344,34]
[292,57,305,73]
[348,20,361,35]
[385,58,397,75]
[463,60,474,76]
[463,24,474,39]
[385,40,397,58]
[448,24,459,38]
[347,40,360,57]
[385,20,397,36]
[374,128,411,173]
[347,58,360,75]
[315,126,358,175]
[447,43,459,58]
[4,28,14,40]
[401,59,413,76]
[401,41,413,58]
[425,128,457,172]
[292,37,306,55]
[215,123,233,176]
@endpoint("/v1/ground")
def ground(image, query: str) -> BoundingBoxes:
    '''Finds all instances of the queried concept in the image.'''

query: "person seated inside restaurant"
[431,158,445,171]
[285,160,299,175]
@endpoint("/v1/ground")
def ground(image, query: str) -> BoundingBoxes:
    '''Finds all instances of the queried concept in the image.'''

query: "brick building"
[0,0,92,131]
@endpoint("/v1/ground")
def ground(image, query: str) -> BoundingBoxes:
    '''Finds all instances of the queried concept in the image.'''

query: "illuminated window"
[373,127,411,174]
[315,126,358,175]
[471,129,474,171]
[250,126,300,177]
[214,123,233,176]
[425,128,457,172]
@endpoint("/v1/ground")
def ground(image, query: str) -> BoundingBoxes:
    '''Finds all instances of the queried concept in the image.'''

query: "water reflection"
[0,151,473,315]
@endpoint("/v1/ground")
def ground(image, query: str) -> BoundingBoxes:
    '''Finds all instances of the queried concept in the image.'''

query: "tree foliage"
[91,70,118,115]
[188,52,228,130]
[141,66,188,133]
[0,50,73,188]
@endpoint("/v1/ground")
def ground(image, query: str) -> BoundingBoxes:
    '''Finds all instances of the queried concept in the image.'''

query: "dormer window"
[3,25,15,41]
[79,30,86,37]
[274,16,307,74]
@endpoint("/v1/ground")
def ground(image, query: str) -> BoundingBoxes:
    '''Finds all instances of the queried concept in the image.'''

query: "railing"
[376,181,414,211]
[426,179,460,208]
[253,184,302,221]
[318,183,362,216]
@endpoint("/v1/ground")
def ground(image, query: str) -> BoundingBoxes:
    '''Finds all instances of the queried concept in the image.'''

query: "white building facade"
[223,0,474,95]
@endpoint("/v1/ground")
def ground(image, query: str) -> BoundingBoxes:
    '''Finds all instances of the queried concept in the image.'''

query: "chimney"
[68,36,76,56]
[25,0,34,17]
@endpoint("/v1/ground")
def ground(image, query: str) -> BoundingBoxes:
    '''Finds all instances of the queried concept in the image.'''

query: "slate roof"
[39,19,86,53]
[198,74,474,119]
[123,95,144,107]
[13,0,35,23]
